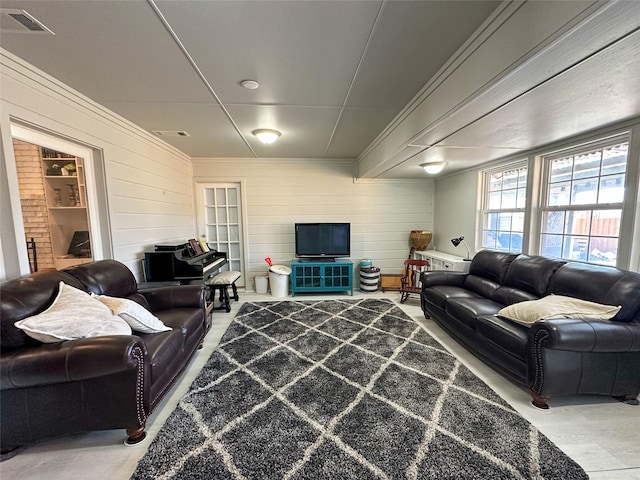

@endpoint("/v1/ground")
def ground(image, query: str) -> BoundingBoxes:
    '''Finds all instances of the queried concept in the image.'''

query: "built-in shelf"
[41,149,92,269]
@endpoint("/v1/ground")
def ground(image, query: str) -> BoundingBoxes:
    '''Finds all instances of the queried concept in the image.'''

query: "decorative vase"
[409,230,432,251]
[68,184,76,206]
[54,188,62,206]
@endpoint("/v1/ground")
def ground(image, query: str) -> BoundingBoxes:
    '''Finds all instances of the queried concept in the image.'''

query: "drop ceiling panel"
[438,31,640,150]
[155,0,382,106]
[326,107,400,158]
[101,102,252,158]
[226,105,341,158]
[346,0,500,109]
[0,0,213,103]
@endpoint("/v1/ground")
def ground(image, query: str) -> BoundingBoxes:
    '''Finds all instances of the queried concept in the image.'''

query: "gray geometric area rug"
[131,298,588,480]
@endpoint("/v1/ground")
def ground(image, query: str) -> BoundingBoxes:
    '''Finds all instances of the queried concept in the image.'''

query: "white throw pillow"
[94,295,171,333]
[498,294,621,326]
[14,282,131,343]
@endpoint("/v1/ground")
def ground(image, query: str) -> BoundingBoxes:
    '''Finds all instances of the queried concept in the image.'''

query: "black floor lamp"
[451,236,471,261]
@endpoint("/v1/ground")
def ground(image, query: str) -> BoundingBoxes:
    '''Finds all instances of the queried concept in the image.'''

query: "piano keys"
[144,243,227,284]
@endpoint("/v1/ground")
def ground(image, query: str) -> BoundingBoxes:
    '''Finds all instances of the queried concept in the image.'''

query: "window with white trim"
[539,136,629,266]
[481,162,528,253]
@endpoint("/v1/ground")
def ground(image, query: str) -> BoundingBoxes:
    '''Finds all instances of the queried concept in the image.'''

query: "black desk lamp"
[451,236,471,261]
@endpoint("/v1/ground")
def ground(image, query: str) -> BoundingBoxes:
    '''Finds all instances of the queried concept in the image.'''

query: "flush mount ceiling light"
[253,129,281,144]
[420,162,447,174]
[240,79,259,89]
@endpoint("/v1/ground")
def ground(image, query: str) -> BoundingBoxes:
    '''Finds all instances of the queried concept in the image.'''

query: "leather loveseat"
[421,250,640,408]
[0,259,208,455]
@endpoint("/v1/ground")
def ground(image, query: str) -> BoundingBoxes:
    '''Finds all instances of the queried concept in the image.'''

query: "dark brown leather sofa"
[0,259,207,455]
[421,249,640,408]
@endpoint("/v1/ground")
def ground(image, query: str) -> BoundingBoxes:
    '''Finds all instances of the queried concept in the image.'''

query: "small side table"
[380,274,403,292]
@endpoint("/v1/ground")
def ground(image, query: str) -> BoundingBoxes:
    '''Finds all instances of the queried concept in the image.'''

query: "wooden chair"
[207,270,241,312]
[399,259,430,303]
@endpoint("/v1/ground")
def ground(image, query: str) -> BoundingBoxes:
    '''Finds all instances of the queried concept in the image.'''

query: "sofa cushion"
[549,263,640,322]
[462,275,502,299]
[0,270,85,349]
[446,297,504,330]
[493,286,539,306]
[497,294,621,326]
[422,286,482,311]
[468,250,518,284]
[94,295,171,333]
[502,254,565,297]
[13,282,131,343]
[64,259,138,297]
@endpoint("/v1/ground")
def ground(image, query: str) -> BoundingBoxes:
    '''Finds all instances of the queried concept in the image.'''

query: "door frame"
[9,122,111,275]
[194,179,249,286]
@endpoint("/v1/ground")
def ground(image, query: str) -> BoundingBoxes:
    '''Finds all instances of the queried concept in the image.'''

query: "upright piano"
[143,242,227,284]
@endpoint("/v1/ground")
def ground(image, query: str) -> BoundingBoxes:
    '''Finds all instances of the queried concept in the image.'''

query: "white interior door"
[196,183,245,286]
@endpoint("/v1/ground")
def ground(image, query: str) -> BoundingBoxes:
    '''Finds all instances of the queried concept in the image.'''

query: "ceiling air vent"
[151,130,190,137]
[0,9,54,34]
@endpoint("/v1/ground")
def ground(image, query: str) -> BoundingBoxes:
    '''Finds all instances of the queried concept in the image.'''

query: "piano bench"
[208,271,241,313]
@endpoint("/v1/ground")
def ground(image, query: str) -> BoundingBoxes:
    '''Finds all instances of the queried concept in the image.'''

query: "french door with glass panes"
[196,183,245,286]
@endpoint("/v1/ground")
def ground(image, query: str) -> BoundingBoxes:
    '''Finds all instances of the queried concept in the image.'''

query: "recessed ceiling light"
[253,129,281,144]
[240,79,259,90]
[420,162,447,174]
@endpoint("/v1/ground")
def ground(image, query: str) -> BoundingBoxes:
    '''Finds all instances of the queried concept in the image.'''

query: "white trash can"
[255,275,269,294]
[268,265,292,298]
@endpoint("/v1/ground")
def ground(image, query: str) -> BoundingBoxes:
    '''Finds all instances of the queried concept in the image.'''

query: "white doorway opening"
[9,122,111,274]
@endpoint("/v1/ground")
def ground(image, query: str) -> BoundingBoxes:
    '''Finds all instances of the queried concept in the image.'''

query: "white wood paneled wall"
[193,158,434,289]
[0,49,195,280]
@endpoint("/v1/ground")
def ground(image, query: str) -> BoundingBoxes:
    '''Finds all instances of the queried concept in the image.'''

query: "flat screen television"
[295,223,350,260]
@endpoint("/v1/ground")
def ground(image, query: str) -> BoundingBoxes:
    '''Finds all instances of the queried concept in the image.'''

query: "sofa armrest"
[139,285,206,312]
[1,335,147,390]
[529,318,640,353]
[420,271,467,288]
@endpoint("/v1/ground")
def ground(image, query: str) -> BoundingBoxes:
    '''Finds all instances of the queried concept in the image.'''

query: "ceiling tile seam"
[147,0,257,157]
[356,0,522,164]
[322,0,387,158]
[224,103,345,109]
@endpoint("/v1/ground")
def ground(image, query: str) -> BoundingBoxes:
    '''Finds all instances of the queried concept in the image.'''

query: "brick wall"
[13,139,55,270]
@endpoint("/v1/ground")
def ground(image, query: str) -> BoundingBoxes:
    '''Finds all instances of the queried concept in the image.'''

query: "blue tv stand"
[290,259,353,296]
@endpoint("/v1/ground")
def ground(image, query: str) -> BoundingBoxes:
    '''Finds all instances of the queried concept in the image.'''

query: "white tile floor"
[1,291,639,479]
